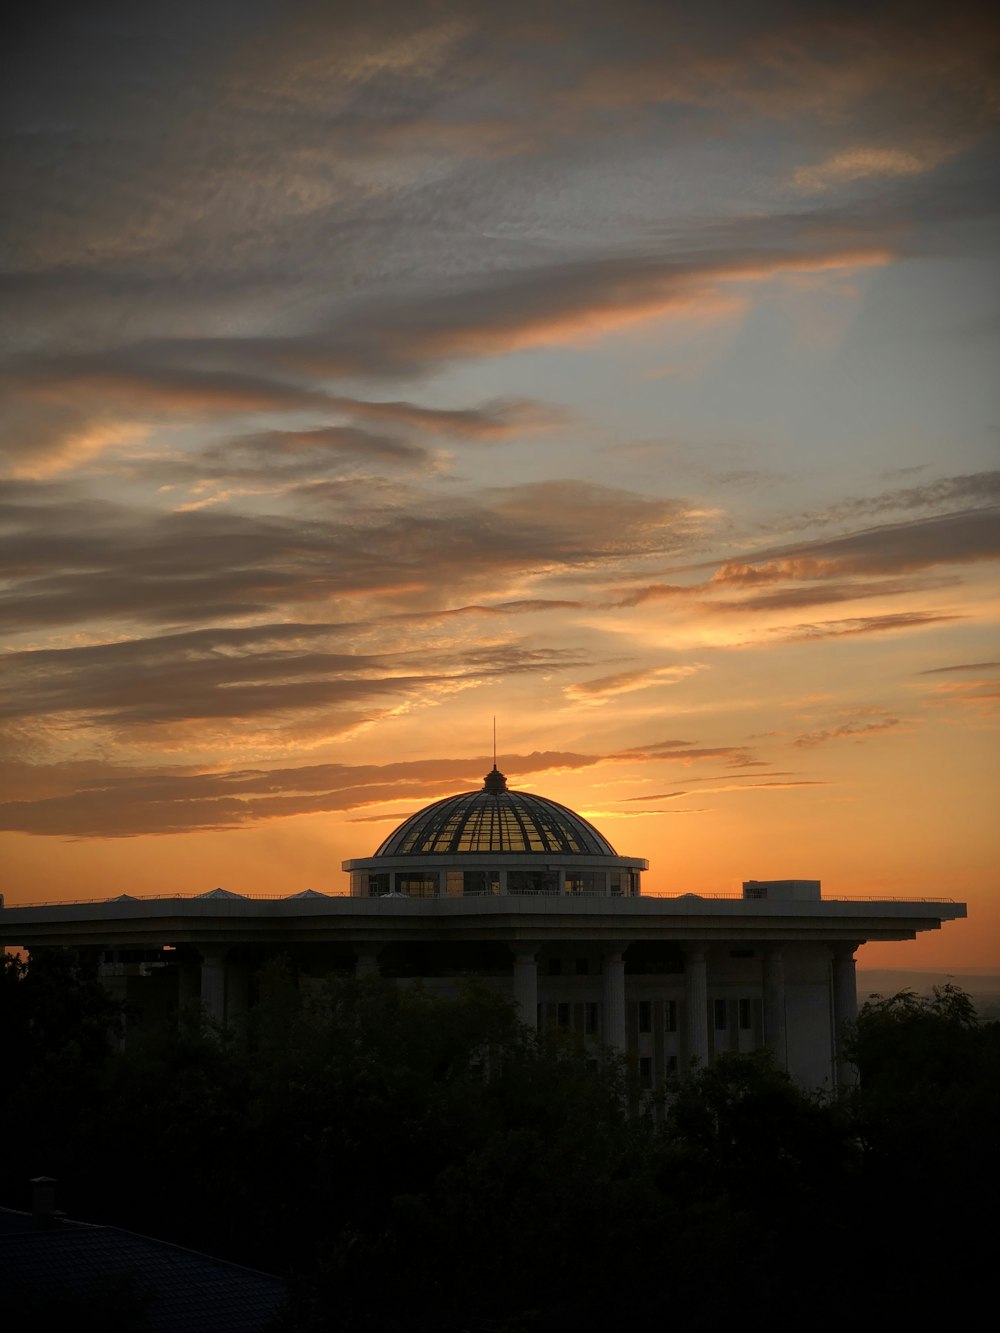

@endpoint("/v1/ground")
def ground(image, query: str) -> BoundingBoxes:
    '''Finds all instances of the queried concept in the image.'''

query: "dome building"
[0,765,967,1093]
[344,766,647,899]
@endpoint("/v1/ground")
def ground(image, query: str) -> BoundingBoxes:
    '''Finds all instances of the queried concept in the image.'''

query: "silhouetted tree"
[6,964,996,1331]
[843,985,999,1322]
[0,948,124,1212]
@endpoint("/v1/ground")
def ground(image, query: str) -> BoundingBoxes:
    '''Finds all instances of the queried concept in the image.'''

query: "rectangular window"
[666,1055,678,1074]
[575,957,590,976]
[639,1056,653,1090]
[557,1002,570,1030]
[585,1002,599,1035]
[609,870,640,897]
[565,870,603,894]
[665,1000,677,1032]
[739,998,752,1030]
[714,998,728,1030]
[398,874,437,897]
[638,1000,652,1033]
[508,870,558,894]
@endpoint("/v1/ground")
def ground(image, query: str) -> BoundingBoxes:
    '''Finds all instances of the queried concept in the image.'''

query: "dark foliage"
[1,948,125,1212]
[843,985,1000,1322]
[3,957,997,1331]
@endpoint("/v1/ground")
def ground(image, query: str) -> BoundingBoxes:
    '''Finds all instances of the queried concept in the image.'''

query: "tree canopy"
[2,957,997,1330]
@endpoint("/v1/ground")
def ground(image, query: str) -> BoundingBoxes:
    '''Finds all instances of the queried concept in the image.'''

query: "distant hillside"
[857,970,1000,1019]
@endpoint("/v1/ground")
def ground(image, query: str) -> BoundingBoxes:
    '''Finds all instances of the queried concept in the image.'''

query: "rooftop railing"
[2,889,960,907]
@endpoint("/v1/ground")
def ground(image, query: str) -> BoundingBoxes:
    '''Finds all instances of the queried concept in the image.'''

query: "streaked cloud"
[0,747,626,838]
[1,1,996,962]
[917,663,1000,716]
[727,507,1000,580]
[564,664,704,704]
[0,477,703,633]
[781,612,962,642]
[620,779,829,799]
[617,740,764,768]
[918,660,1000,675]
[790,146,947,193]
[793,713,903,748]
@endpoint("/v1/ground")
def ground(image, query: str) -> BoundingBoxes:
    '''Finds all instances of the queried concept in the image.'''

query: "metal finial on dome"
[483,717,507,791]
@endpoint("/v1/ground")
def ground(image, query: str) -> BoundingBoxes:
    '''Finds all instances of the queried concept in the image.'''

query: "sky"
[2,0,998,969]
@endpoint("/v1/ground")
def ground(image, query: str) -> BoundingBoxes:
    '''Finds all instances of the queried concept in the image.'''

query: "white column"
[763,946,787,1070]
[512,947,538,1029]
[226,960,250,1030]
[685,948,709,1068]
[602,949,627,1053]
[178,954,201,1009]
[832,944,859,1089]
[355,947,381,979]
[200,948,227,1026]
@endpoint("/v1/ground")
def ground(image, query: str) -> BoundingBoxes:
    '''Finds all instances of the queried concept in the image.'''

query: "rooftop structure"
[1,1180,286,1333]
[345,766,645,898]
[0,767,967,1092]
[376,766,617,855]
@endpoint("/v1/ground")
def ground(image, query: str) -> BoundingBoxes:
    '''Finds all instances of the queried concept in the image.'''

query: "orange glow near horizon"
[3,695,996,970]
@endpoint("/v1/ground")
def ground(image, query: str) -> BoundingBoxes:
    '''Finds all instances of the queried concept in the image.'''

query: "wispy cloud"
[1,0,996,908]
[790,145,947,193]
[727,507,1000,580]
[621,779,829,798]
[918,660,1000,675]
[0,477,704,633]
[0,748,604,837]
[616,739,764,768]
[793,713,903,749]
[564,663,704,704]
[918,665,1000,716]
[781,613,961,642]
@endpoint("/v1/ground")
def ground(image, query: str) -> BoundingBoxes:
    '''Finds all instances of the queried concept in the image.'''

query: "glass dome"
[374,767,618,857]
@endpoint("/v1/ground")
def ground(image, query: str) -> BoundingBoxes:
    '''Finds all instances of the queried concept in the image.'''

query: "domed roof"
[374,767,618,857]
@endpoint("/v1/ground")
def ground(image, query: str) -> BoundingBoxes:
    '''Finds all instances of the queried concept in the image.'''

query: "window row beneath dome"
[350,866,641,897]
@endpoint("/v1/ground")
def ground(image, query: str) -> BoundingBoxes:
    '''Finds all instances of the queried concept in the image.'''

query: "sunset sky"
[2,1,998,969]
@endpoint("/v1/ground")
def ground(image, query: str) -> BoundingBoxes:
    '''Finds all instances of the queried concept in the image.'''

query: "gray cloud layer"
[2,1,996,845]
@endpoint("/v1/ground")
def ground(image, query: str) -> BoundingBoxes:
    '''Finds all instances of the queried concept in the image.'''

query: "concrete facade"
[0,769,968,1091]
[0,884,966,1092]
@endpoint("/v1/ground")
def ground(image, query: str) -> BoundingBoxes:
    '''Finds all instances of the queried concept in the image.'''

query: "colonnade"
[186,937,860,1088]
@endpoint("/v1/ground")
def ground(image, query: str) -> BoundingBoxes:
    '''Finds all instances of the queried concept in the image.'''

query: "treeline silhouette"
[2,950,997,1331]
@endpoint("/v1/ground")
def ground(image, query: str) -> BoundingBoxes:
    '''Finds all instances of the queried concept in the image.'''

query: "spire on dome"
[484,717,507,791]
